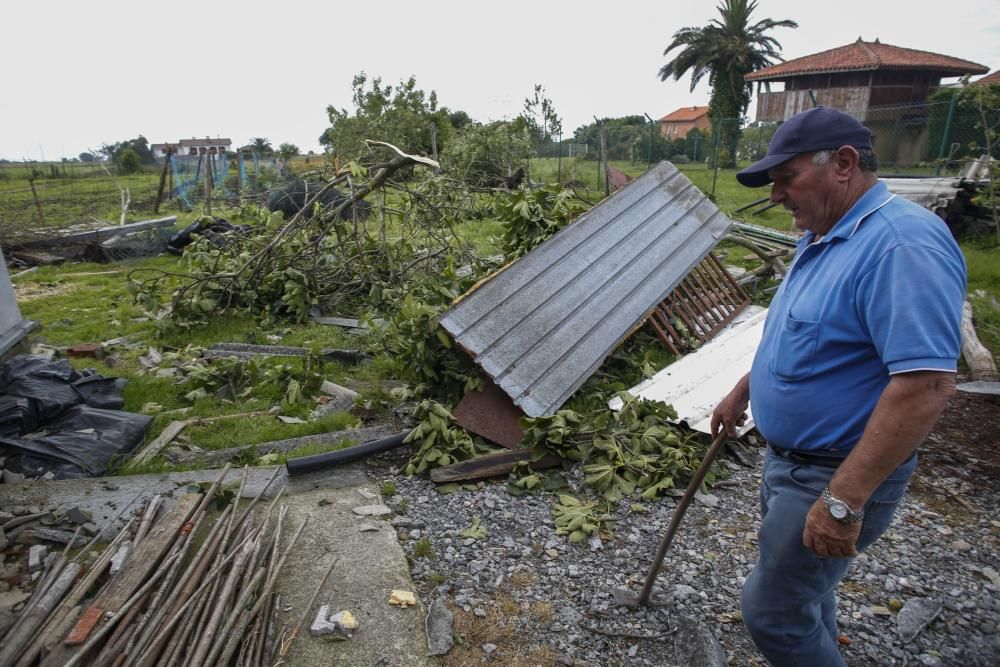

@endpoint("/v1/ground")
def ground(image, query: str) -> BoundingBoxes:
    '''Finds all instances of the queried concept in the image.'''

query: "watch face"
[830,503,848,520]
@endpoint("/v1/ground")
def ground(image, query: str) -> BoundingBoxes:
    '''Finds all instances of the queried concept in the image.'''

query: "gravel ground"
[366,390,1000,666]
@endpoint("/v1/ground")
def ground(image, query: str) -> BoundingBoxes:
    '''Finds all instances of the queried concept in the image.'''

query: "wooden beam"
[430,449,561,483]
[130,420,187,467]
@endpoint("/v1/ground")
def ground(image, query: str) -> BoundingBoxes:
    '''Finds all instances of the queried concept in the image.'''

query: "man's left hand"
[803,497,861,558]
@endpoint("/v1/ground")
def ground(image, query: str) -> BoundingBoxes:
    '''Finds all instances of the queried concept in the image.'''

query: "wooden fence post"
[153,149,172,213]
[29,178,45,224]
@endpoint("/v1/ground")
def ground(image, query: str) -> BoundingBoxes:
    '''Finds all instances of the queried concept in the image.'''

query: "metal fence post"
[644,113,655,171]
[711,120,723,197]
[557,132,562,185]
[935,93,958,176]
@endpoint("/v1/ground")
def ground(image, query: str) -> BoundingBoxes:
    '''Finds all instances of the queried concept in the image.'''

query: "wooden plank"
[309,316,365,329]
[65,493,200,645]
[130,420,187,466]
[430,449,561,483]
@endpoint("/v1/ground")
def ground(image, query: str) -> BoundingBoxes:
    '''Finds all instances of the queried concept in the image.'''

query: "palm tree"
[658,0,796,167]
[249,137,273,155]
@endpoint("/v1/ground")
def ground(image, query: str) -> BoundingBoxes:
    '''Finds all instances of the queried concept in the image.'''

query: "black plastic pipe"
[285,430,411,476]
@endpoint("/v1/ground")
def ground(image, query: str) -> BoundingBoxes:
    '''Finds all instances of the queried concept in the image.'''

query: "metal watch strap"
[822,487,864,523]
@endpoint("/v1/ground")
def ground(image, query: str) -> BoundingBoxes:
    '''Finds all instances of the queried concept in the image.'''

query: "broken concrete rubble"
[310,605,358,638]
[425,598,454,656]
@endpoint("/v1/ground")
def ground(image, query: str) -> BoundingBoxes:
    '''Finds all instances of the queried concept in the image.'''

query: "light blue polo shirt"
[749,180,966,452]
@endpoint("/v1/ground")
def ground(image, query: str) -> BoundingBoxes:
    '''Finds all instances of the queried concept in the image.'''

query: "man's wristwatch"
[822,487,864,524]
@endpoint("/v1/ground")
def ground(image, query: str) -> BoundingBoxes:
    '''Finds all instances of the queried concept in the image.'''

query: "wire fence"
[1,97,994,243]
[526,97,997,192]
[0,153,297,244]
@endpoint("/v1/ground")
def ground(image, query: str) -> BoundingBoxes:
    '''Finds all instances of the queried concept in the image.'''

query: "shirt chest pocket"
[770,315,821,382]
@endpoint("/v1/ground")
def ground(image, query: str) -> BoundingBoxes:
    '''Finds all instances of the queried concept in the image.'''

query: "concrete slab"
[0,465,437,666]
[271,486,435,666]
[0,464,365,528]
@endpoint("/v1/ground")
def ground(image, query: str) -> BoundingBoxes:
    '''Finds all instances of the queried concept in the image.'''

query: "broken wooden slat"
[130,420,187,466]
[65,493,201,646]
[430,449,562,483]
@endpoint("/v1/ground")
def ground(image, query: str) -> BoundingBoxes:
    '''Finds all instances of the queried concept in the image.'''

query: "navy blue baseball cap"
[736,107,873,187]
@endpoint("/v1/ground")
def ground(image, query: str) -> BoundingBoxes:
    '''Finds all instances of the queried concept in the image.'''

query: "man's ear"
[832,146,860,181]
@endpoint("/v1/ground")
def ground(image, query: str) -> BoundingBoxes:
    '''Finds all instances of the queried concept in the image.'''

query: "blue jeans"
[741,449,916,666]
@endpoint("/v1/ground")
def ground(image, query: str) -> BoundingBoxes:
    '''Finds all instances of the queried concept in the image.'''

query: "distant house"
[151,137,233,161]
[659,106,710,140]
[972,70,1000,86]
[746,39,988,164]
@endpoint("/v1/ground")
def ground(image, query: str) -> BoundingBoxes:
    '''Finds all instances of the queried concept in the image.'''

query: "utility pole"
[593,116,609,197]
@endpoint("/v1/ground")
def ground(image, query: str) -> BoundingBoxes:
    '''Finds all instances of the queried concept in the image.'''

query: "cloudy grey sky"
[3,0,998,161]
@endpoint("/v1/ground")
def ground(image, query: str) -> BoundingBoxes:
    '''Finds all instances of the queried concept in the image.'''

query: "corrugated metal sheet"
[608,307,767,436]
[882,177,962,211]
[440,161,732,417]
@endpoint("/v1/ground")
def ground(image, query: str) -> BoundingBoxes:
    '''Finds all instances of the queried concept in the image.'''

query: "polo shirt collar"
[802,181,895,245]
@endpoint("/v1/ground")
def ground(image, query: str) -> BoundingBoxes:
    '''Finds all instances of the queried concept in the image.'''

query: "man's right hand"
[710,373,751,438]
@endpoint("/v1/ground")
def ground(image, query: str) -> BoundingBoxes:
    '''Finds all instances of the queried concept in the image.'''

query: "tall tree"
[321,73,454,159]
[520,84,562,147]
[658,0,796,167]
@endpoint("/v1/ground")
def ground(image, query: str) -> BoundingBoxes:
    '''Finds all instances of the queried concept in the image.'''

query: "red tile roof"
[659,106,710,122]
[972,70,1000,86]
[746,39,988,81]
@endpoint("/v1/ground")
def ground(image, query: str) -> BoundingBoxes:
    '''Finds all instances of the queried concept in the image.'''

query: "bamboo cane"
[273,557,337,666]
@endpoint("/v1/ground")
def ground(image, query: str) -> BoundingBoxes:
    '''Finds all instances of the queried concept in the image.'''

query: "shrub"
[118,149,141,175]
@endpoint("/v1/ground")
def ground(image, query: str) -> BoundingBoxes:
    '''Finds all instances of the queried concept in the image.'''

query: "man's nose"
[769,185,785,204]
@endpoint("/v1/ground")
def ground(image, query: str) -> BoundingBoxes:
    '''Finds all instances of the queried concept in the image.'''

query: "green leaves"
[459,517,487,540]
[496,185,588,260]
[552,495,609,544]
[515,392,720,505]
[402,399,489,475]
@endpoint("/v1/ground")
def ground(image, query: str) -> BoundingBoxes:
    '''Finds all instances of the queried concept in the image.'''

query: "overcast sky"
[3,0,998,161]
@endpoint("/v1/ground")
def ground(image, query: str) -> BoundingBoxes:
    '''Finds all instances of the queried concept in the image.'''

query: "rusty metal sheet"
[440,161,731,417]
[452,377,525,449]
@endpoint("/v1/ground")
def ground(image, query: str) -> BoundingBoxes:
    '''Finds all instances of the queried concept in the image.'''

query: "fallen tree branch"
[961,300,998,380]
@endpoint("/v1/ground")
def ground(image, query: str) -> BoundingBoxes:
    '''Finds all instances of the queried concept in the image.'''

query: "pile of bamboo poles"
[0,464,317,667]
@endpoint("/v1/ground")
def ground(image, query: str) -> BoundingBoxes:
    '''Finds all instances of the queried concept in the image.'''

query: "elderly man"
[711,107,966,666]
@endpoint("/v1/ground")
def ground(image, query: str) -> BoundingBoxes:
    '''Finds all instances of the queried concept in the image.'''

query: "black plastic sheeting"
[0,355,152,479]
[166,217,252,255]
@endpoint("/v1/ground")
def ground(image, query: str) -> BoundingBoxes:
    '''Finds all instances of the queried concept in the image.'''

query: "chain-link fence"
[522,97,997,193]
